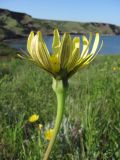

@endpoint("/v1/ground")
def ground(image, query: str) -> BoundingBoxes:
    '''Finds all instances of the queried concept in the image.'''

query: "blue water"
[5,35,120,54]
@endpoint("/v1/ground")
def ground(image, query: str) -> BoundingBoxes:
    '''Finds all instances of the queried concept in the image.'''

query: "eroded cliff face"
[0,8,120,41]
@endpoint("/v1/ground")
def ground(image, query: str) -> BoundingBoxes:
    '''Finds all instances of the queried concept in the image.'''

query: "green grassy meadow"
[0,54,120,159]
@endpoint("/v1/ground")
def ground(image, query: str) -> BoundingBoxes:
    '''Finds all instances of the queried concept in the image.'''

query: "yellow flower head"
[44,129,54,141]
[38,124,43,130]
[113,67,120,71]
[19,29,103,80]
[28,114,39,123]
[113,67,116,71]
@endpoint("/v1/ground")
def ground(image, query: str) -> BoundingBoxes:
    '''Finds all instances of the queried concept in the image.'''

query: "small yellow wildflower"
[113,67,116,71]
[28,114,39,123]
[113,67,120,71]
[45,129,54,141]
[38,124,43,130]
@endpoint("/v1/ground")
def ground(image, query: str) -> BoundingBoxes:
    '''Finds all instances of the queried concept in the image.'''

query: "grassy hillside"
[0,55,120,159]
[0,8,120,41]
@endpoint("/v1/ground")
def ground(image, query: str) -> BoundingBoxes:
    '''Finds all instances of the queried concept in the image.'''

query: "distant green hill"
[0,8,120,41]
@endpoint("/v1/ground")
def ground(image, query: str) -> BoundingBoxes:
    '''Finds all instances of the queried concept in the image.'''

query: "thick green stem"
[43,79,67,160]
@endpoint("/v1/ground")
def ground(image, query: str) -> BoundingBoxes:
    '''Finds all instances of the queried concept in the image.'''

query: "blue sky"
[1,0,120,25]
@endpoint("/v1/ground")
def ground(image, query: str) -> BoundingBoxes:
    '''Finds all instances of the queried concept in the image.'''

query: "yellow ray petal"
[38,42,51,70]
[31,32,51,70]
[76,33,92,66]
[67,37,80,69]
[28,33,50,70]
[90,33,100,54]
[52,29,61,54]
[82,40,103,66]
[37,31,43,41]
[34,32,46,67]
[37,32,50,66]
[67,37,80,72]
[27,31,34,53]
[30,34,40,61]
[81,33,92,58]
[81,35,89,58]
[60,33,72,68]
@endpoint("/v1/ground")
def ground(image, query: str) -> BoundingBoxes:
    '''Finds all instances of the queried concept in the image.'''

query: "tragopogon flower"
[28,114,39,123]
[19,29,103,81]
[45,129,54,141]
